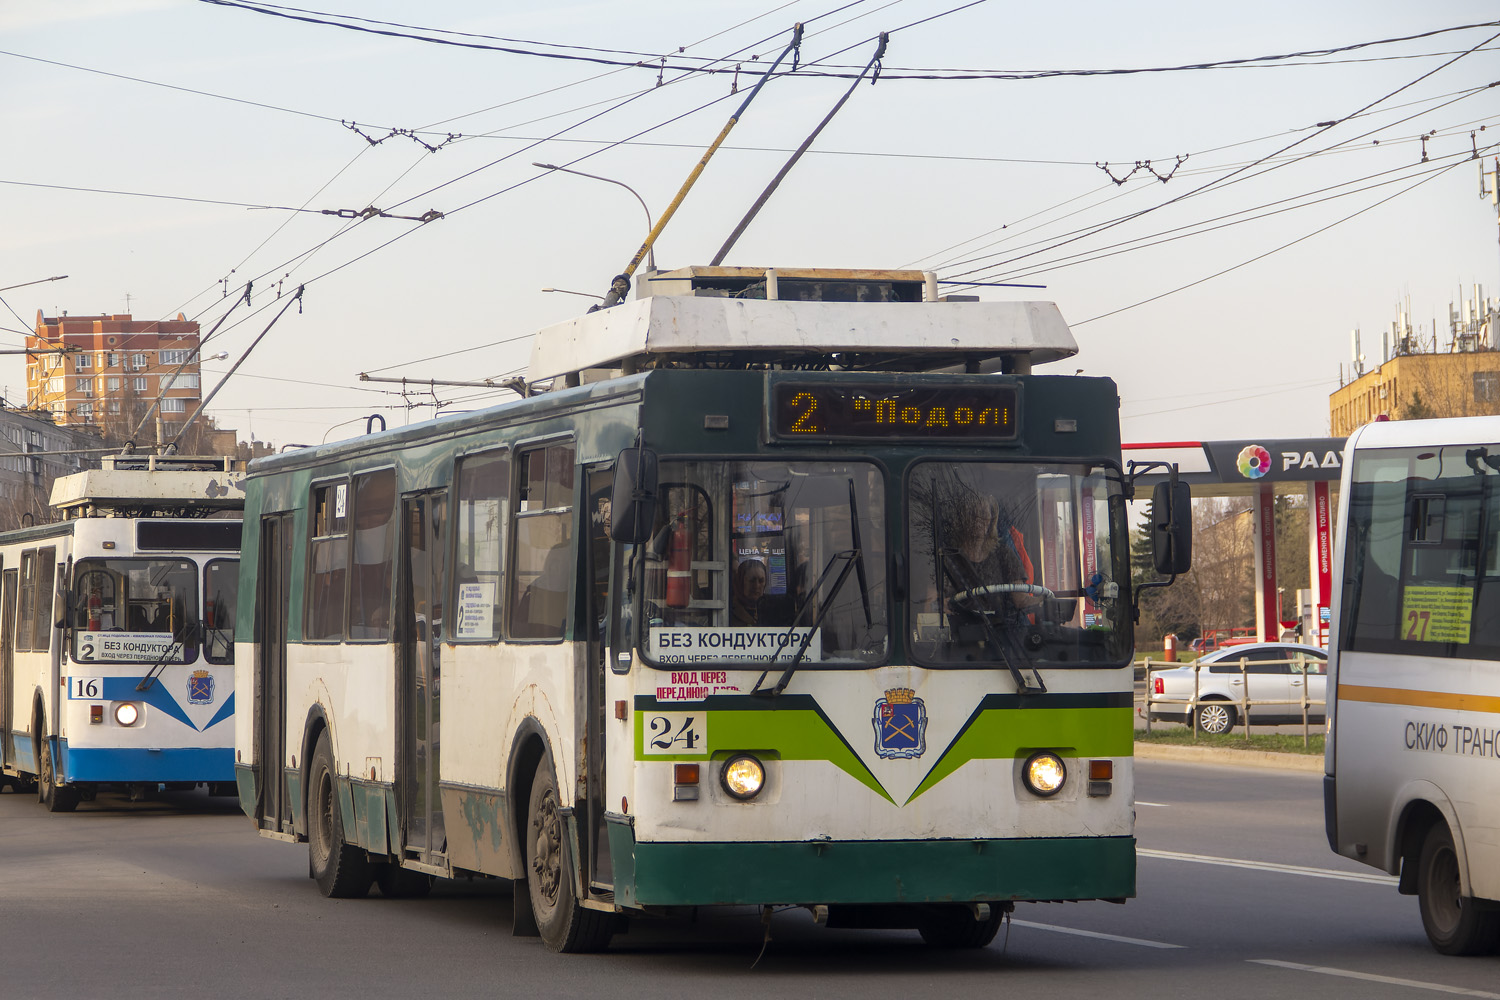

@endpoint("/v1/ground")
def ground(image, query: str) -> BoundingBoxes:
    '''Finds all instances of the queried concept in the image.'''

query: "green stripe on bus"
[908,705,1133,804]
[637,707,894,803]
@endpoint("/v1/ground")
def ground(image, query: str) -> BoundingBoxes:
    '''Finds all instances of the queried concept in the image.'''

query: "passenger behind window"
[731,558,769,625]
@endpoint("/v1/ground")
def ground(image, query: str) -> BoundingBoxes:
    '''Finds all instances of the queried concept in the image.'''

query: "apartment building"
[27,311,205,439]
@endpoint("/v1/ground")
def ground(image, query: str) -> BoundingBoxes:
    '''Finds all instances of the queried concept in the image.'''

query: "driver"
[947,493,1033,595]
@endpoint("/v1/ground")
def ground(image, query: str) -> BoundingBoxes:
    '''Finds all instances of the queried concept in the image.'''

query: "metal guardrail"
[1141,654,1325,746]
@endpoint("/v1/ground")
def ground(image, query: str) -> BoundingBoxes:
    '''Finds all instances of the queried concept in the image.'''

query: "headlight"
[720,754,765,801]
[1022,751,1066,797]
[114,702,140,726]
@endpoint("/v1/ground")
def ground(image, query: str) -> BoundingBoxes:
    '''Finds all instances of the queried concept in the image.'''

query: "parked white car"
[1147,642,1328,734]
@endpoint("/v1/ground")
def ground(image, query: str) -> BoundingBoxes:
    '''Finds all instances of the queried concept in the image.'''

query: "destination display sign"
[771,383,1018,441]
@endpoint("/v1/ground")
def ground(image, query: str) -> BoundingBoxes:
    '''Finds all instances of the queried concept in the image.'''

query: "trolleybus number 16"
[68,676,104,700]
[645,714,704,754]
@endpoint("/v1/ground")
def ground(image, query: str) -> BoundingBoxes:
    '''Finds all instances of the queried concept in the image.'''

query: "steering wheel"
[951,582,1056,609]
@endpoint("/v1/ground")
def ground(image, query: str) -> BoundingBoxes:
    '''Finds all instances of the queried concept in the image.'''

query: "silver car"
[1147,642,1328,734]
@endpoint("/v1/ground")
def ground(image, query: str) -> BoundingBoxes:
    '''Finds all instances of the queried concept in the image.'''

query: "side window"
[306,480,349,641]
[509,443,574,640]
[32,547,54,652]
[348,469,396,641]
[204,559,238,664]
[1245,650,1290,674]
[16,549,35,653]
[453,450,509,642]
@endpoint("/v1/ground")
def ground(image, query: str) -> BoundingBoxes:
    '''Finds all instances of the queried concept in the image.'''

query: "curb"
[1134,740,1324,773]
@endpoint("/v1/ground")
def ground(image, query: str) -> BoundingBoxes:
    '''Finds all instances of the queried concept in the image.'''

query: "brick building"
[27,311,206,443]
[1329,350,1500,436]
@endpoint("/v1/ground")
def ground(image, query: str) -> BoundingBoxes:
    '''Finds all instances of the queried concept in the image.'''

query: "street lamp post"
[533,164,656,272]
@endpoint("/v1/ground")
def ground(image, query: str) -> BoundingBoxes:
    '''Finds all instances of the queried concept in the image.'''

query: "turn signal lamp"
[90,705,104,725]
[720,754,766,801]
[1088,758,1113,798]
[1022,751,1066,797]
[673,763,700,802]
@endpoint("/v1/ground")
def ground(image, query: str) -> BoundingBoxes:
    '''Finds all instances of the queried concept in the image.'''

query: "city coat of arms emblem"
[187,669,215,706]
[873,687,926,759]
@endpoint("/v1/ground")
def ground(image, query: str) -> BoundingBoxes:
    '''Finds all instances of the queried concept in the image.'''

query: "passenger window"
[348,469,396,641]
[307,480,349,641]
[32,547,55,652]
[510,443,574,640]
[16,549,35,653]
[453,450,509,642]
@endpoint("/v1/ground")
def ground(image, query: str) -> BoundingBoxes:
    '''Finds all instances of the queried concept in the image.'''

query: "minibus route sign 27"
[771,383,1019,441]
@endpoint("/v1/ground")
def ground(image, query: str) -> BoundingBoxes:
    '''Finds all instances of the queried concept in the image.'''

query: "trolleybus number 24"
[645,714,704,753]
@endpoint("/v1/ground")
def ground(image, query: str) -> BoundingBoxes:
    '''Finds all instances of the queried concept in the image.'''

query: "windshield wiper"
[135,624,193,691]
[752,549,859,697]
[846,480,872,630]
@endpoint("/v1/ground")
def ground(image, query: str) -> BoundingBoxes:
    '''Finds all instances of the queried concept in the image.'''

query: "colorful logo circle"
[1237,445,1271,479]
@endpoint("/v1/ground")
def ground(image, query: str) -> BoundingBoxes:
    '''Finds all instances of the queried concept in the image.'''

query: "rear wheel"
[1418,823,1500,955]
[37,738,79,813]
[307,731,373,898]
[525,755,614,953]
[1195,701,1235,736]
[917,904,1005,948]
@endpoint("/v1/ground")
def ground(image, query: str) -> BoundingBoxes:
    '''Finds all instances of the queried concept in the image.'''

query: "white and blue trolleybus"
[0,454,244,810]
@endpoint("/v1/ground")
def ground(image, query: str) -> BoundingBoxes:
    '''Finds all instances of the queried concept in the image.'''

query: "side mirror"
[1150,481,1192,575]
[610,446,659,544]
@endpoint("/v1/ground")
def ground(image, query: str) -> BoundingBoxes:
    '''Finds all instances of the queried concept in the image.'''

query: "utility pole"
[1482,157,1500,306]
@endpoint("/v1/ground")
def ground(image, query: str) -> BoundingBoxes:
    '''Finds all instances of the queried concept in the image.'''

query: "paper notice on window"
[455,582,495,639]
[1400,585,1472,643]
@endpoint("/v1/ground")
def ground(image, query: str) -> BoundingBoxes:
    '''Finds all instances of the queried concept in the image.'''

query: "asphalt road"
[2,761,1495,999]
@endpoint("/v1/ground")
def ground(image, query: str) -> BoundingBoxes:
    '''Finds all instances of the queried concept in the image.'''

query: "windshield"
[640,461,887,667]
[907,460,1130,667]
[71,558,199,665]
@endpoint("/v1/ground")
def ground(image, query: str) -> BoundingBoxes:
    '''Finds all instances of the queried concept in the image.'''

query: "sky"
[2,0,1498,449]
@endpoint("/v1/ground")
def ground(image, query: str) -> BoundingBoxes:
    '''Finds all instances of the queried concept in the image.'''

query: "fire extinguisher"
[666,514,691,608]
[87,589,102,632]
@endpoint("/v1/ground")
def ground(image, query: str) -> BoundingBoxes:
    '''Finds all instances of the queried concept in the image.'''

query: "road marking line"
[1010,919,1184,949]
[1136,800,1170,807]
[1250,959,1500,998]
[1139,848,1398,885]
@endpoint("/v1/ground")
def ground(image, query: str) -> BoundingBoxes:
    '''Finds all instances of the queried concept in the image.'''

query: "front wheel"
[1418,822,1500,955]
[1195,701,1235,736]
[917,904,1005,948]
[307,731,373,898]
[525,756,614,953]
[38,738,79,813]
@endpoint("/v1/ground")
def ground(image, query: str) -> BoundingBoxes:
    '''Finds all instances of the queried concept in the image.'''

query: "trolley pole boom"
[597,23,804,309]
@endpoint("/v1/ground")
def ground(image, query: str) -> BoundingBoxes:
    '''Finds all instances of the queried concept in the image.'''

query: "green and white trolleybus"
[235,266,1188,951]
[1326,415,1500,954]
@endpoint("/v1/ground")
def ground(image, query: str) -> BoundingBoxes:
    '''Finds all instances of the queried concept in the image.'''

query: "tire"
[376,864,434,899]
[307,731,373,898]
[525,755,614,953]
[1417,822,1500,955]
[1195,701,1235,736]
[37,738,79,813]
[917,904,1005,948]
